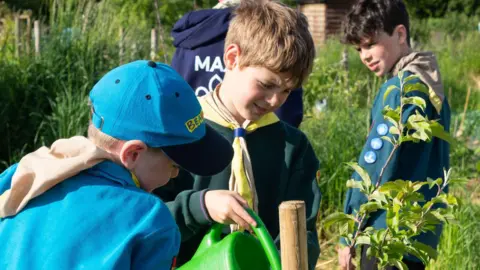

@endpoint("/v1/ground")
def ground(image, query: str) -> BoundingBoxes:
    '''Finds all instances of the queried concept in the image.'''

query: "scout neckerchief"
[391,51,445,113]
[0,136,141,218]
[199,85,279,231]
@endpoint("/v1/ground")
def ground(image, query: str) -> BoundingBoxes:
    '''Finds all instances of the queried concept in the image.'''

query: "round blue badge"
[370,138,383,150]
[376,123,389,136]
[364,151,377,164]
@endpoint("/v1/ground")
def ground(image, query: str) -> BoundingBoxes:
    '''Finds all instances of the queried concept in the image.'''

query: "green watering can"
[178,208,281,270]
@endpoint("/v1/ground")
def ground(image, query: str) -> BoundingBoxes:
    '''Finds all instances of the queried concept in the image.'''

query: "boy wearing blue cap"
[154,1,321,269]
[0,60,233,269]
[337,1,450,269]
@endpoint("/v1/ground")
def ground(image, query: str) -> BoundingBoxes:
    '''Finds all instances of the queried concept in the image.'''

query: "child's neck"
[217,84,246,125]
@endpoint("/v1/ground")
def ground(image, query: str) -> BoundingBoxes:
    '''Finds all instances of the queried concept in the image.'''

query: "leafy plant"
[324,72,458,269]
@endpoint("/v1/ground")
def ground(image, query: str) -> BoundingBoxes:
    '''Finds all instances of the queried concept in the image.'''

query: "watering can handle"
[200,208,282,270]
[245,208,282,270]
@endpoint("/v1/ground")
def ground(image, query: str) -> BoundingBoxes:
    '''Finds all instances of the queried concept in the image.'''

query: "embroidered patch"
[185,111,204,133]
[370,138,383,150]
[364,151,377,164]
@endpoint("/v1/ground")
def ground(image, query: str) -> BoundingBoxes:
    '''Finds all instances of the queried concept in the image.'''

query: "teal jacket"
[0,161,180,269]
[342,71,450,261]
[155,120,321,270]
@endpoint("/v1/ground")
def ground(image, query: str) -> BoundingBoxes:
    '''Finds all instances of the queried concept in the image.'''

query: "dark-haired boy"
[338,1,450,269]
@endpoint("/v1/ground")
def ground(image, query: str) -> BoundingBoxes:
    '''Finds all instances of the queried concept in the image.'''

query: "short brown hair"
[342,0,410,46]
[225,0,315,89]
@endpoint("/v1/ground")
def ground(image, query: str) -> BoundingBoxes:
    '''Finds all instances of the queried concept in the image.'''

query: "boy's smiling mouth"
[253,103,269,114]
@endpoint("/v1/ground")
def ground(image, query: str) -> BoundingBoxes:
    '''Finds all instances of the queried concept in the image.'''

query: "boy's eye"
[259,81,275,90]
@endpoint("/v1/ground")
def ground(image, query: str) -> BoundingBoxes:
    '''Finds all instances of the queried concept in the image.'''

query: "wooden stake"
[34,20,40,57]
[119,27,124,64]
[14,15,21,58]
[279,200,308,270]
[25,16,31,55]
[150,28,157,61]
[456,86,472,137]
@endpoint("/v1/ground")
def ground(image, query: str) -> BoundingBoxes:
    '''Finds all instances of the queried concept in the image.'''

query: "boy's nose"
[266,92,283,108]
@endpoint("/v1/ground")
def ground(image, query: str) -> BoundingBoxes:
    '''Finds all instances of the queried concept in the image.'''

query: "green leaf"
[404,192,425,203]
[347,162,371,187]
[369,190,388,204]
[346,179,364,191]
[412,182,428,192]
[403,74,421,84]
[382,135,396,145]
[422,201,434,211]
[403,96,427,111]
[403,82,429,96]
[427,178,437,189]
[360,201,382,213]
[393,261,408,270]
[389,126,400,135]
[406,245,429,264]
[323,212,355,229]
[384,85,400,103]
[430,121,455,145]
[412,241,438,260]
[383,106,401,122]
[428,210,447,223]
[356,235,371,246]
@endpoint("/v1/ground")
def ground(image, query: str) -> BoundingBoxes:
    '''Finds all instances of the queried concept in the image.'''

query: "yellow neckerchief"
[131,172,141,188]
[199,87,279,216]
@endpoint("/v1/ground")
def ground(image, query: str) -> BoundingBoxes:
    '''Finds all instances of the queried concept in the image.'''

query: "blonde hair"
[88,123,163,156]
[88,123,122,151]
[226,0,315,89]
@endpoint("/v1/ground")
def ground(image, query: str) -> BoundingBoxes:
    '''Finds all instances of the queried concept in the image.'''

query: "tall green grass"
[0,0,168,169]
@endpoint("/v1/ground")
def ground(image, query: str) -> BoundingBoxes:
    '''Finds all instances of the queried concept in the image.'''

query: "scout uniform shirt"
[154,92,322,269]
[0,160,180,269]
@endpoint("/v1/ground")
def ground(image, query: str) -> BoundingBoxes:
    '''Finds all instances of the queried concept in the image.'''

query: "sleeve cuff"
[189,189,213,225]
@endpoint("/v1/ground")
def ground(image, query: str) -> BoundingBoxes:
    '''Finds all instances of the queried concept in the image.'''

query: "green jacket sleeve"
[153,170,213,242]
[273,133,321,270]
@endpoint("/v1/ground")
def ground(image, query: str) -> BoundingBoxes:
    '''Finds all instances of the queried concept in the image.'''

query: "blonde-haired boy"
[155,1,321,269]
[0,60,233,269]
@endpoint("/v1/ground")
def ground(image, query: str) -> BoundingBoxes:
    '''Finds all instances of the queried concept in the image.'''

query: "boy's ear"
[224,44,241,70]
[119,140,148,170]
[395,24,408,45]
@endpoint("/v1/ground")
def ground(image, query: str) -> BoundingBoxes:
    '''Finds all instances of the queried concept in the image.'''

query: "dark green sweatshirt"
[154,120,321,269]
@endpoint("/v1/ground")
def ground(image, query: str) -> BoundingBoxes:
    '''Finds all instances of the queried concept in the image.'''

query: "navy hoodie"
[171,8,304,128]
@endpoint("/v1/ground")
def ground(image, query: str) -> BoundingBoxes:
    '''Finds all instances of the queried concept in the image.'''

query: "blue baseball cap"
[89,60,233,176]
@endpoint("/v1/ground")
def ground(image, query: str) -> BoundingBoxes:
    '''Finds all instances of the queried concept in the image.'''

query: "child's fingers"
[232,193,248,207]
[231,199,257,227]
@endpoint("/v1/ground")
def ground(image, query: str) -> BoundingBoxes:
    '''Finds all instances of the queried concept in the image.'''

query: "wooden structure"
[279,200,308,270]
[298,0,356,46]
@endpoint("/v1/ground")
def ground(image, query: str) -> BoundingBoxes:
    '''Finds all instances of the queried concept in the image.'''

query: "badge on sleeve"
[364,151,377,164]
[376,123,389,136]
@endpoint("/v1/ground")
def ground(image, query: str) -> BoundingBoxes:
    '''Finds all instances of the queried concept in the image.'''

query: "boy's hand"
[338,246,356,270]
[204,190,257,230]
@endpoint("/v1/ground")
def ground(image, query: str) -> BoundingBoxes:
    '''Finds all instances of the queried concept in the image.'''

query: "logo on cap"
[185,111,205,133]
